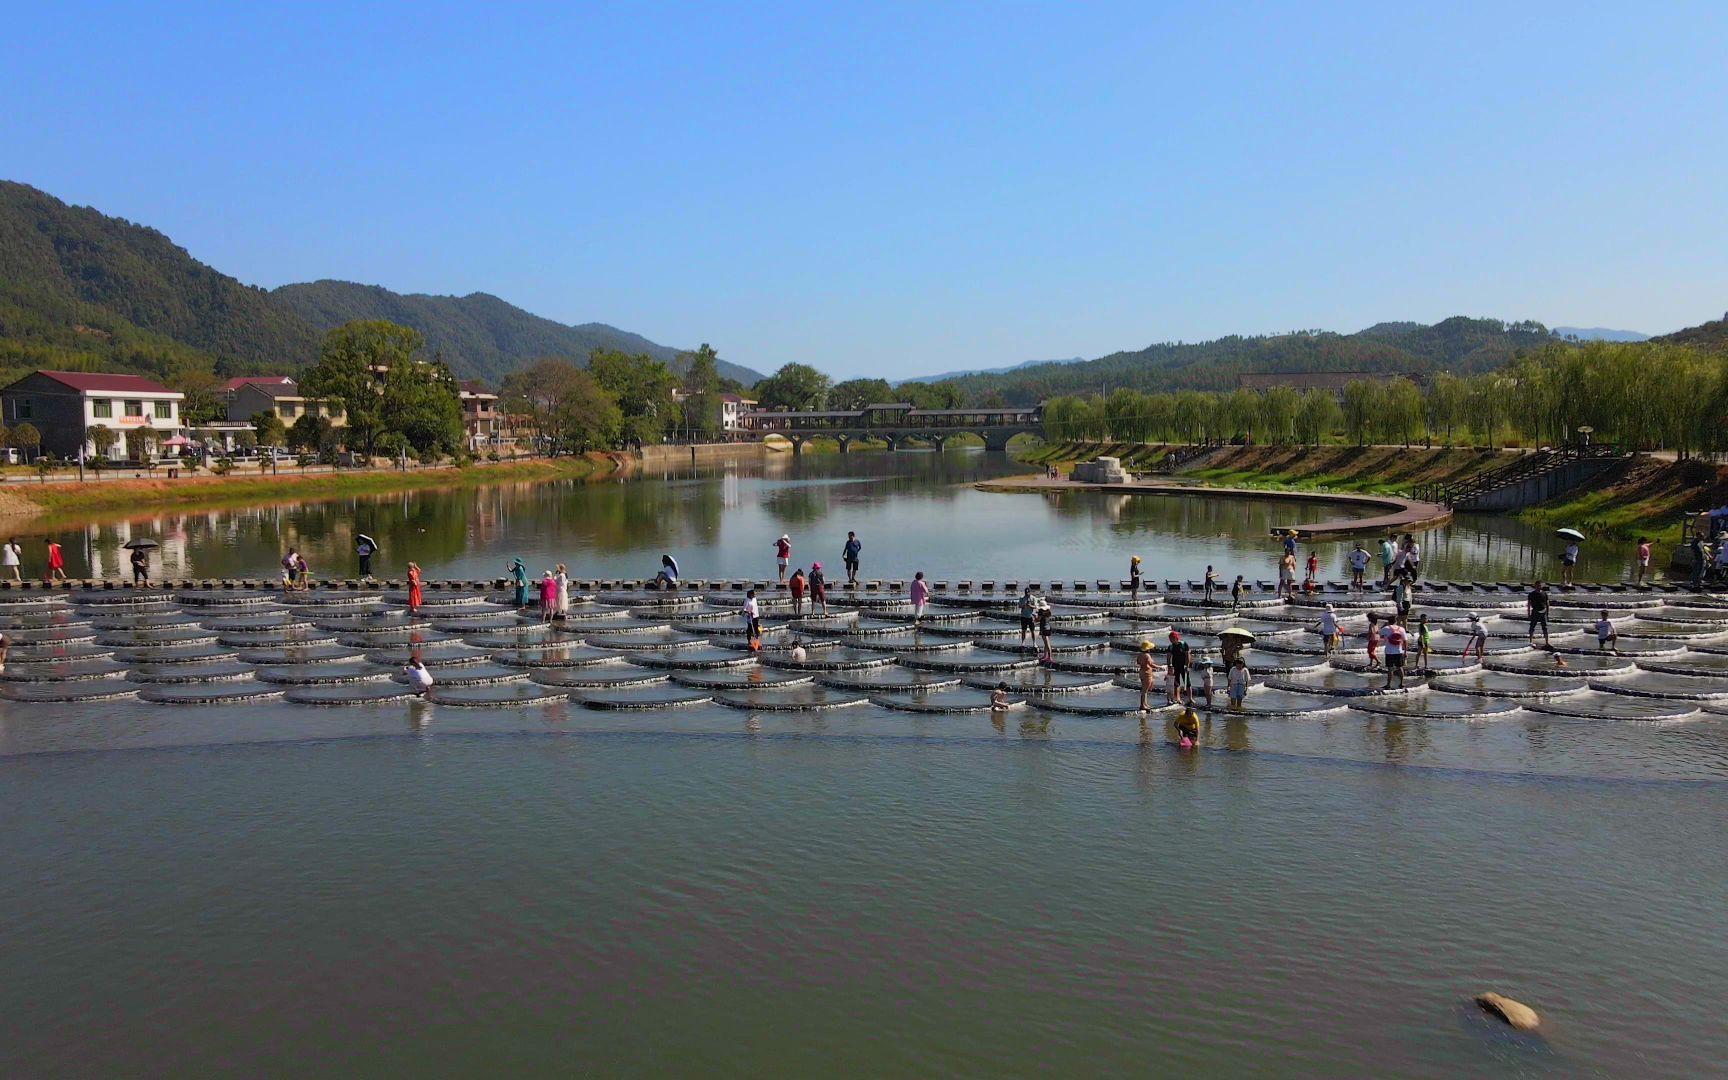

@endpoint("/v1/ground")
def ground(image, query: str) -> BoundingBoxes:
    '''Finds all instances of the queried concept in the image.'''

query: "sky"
[6,1,1727,381]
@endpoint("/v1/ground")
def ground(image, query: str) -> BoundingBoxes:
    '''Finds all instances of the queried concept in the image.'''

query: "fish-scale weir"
[1,581,1725,718]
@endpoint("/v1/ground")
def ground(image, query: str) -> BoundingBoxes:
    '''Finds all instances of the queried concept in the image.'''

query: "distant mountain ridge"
[1554,326,1649,342]
[931,317,1563,404]
[902,358,1084,384]
[0,180,763,388]
[272,281,763,387]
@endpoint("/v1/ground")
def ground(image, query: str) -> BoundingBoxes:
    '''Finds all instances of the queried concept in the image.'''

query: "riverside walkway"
[975,474,1453,538]
[2,579,1724,720]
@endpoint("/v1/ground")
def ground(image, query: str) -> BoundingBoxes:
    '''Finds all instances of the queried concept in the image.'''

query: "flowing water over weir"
[6,581,1728,721]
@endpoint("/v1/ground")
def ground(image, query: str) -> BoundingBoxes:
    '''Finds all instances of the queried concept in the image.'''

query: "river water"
[12,450,1627,584]
[2,452,1722,1077]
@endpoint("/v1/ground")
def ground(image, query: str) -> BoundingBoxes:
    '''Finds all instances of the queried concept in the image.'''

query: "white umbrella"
[1556,528,1585,541]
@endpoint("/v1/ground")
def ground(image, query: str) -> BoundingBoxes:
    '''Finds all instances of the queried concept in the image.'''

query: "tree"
[288,413,333,451]
[89,425,118,459]
[252,410,287,448]
[752,363,832,411]
[829,378,894,411]
[172,370,226,426]
[8,422,38,461]
[1294,389,1342,447]
[898,381,963,410]
[501,359,622,454]
[589,350,678,446]
[124,425,157,461]
[381,359,465,457]
[300,320,425,455]
[677,344,724,439]
[233,430,257,454]
[1340,380,1386,447]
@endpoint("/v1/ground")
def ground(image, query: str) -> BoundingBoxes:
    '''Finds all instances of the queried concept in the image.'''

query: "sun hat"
[811,561,822,569]
[1168,630,1181,641]
[1131,555,1141,564]
[1140,641,1154,651]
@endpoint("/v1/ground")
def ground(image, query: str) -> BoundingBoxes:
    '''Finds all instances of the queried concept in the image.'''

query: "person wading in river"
[1136,641,1160,713]
[1527,580,1552,647]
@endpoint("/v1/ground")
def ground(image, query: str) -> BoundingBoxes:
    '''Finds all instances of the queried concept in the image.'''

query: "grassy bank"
[1014,441,1174,470]
[1519,458,1724,544]
[7,454,620,519]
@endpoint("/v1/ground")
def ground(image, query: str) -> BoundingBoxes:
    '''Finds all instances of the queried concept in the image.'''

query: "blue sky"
[7,2,1726,380]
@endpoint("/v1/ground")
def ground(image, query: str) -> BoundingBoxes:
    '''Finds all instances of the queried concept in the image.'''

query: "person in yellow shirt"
[1174,704,1201,748]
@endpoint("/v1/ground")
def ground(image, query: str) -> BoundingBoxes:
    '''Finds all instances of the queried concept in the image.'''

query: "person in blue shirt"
[508,556,529,607]
[842,531,862,584]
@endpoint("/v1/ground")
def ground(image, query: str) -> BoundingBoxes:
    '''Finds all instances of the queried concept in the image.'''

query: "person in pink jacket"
[910,571,930,624]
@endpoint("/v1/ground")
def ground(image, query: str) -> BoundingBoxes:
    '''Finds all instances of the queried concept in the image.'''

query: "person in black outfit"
[1526,581,1551,647]
[1167,630,1192,704]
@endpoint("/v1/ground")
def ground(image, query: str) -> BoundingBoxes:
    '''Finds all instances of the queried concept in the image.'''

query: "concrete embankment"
[635,442,768,467]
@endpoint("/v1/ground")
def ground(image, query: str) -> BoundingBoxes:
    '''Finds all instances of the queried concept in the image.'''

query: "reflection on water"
[7,452,1642,584]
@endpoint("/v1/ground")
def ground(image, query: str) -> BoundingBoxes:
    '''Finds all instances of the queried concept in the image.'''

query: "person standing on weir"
[842,532,861,584]
[1527,580,1552,647]
[774,534,791,582]
[1380,533,1397,586]
[1130,556,1143,599]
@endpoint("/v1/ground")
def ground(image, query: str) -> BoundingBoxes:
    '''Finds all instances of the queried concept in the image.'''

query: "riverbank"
[1,454,623,520]
[1522,456,1728,543]
[976,473,1452,537]
[1018,442,1508,495]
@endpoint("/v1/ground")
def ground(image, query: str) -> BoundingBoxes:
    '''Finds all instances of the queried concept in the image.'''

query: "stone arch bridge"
[741,402,1043,453]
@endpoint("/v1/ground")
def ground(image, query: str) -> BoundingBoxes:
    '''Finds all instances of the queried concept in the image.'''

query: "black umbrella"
[122,539,160,550]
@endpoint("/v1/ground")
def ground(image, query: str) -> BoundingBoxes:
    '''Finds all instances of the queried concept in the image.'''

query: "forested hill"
[933,317,1560,404]
[0,180,322,376]
[0,180,764,389]
[274,281,765,387]
[1652,311,1728,353]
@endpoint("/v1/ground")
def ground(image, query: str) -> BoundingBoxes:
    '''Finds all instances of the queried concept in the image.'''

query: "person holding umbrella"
[1557,528,1584,586]
[655,554,679,590]
[356,533,379,580]
[1218,625,1254,669]
[124,538,157,586]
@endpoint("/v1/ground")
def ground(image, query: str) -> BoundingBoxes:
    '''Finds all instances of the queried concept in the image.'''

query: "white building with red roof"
[1,370,186,460]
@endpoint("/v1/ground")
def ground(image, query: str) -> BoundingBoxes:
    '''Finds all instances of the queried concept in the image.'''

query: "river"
[1,451,1721,1076]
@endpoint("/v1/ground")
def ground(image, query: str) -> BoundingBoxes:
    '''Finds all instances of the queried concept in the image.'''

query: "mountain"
[0,180,322,377]
[1554,326,1649,342]
[902,358,1084,384]
[274,281,765,387]
[935,317,1559,404]
[1652,312,1728,353]
[0,180,764,390]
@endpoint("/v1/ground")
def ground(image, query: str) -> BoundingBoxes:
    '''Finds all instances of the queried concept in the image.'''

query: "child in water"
[991,682,1011,710]
[1174,705,1201,748]
[1197,651,1215,709]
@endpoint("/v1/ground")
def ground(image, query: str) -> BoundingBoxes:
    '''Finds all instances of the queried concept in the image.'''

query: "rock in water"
[1476,992,1540,1031]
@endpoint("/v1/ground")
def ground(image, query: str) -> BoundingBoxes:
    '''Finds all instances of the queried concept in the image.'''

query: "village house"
[0,370,187,459]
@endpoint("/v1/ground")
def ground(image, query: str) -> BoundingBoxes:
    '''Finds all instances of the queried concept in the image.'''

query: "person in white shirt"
[1348,544,1370,589]
[1561,540,1581,586]
[742,589,762,648]
[1316,605,1341,656]
[2,537,22,582]
[1595,611,1619,655]
[404,656,435,695]
[1462,613,1488,662]
[790,641,808,663]
[1404,537,1422,582]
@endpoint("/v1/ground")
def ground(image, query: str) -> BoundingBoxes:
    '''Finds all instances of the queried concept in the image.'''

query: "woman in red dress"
[406,561,423,614]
